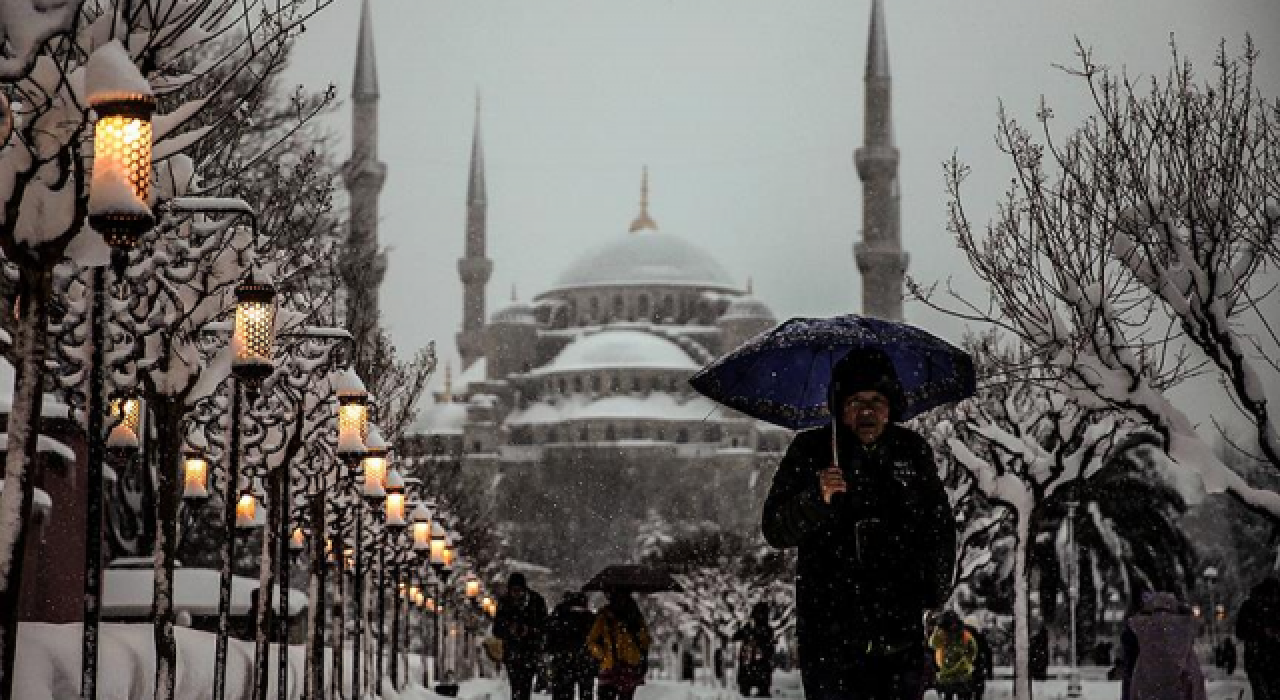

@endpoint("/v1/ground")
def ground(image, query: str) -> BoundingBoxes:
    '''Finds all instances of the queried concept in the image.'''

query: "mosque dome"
[534,329,700,374]
[547,231,736,294]
[721,294,775,323]
[490,298,537,324]
[408,400,468,436]
[543,168,736,295]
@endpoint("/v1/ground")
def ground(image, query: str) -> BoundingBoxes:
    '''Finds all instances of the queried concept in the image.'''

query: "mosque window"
[656,428,667,442]
[704,426,721,443]
[633,424,644,439]
[579,425,589,441]
[650,377,662,392]
[559,378,567,395]
[660,295,675,322]
[676,429,689,444]
[613,295,624,318]
[631,376,641,393]
[638,295,650,319]
[610,374,622,392]
[573,377,583,393]
[605,424,617,441]
[548,428,559,443]
[589,296,600,321]
[590,375,601,393]
[667,377,678,393]
[731,437,740,448]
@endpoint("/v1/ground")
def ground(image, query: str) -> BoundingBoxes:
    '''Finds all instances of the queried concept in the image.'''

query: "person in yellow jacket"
[588,591,652,700]
[929,611,978,700]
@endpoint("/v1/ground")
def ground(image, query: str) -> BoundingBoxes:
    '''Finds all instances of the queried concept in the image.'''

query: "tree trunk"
[150,395,186,700]
[305,494,326,700]
[332,557,346,700]
[375,547,386,696]
[213,383,244,700]
[1014,511,1034,700]
[390,570,401,690]
[253,464,283,700]
[0,266,52,699]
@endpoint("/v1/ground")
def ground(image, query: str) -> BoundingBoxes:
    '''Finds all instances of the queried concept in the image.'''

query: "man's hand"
[819,466,847,504]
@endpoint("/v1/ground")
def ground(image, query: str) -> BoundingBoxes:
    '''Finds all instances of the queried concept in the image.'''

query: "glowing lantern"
[429,522,447,565]
[87,40,155,252]
[334,369,370,462]
[426,598,437,613]
[410,502,433,551]
[409,585,422,603]
[383,467,406,527]
[441,545,455,572]
[231,270,277,386]
[290,527,306,553]
[107,395,142,458]
[464,575,480,600]
[181,448,209,500]
[361,424,388,499]
[235,480,260,528]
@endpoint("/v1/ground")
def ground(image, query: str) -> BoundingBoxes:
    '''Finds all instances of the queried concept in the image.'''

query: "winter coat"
[588,606,651,691]
[493,589,549,668]
[1236,589,1280,677]
[587,607,650,671]
[547,600,598,679]
[734,620,776,677]
[929,628,978,686]
[762,421,956,669]
[1122,595,1207,700]
[965,624,994,682]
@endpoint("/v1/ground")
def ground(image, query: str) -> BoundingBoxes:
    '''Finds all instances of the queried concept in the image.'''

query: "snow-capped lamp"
[235,479,259,528]
[410,502,433,551]
[231,268,278,391]
[361,424,389,499]
[106,394,142,460]
[441,544,456,573]
[87,40,156,270]
[429,521,447,566]
[182,447,209,500]
[464,574,481,600]
[483,596,496,617]
[409,584,422,605]
[334,368,370,463]
[290,526,307,553]
[425,597,437,613]
[384,467,407,527]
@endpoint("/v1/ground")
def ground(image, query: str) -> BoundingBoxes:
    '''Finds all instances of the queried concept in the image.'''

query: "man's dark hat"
[508,572,527,590]
[830,348,904,421]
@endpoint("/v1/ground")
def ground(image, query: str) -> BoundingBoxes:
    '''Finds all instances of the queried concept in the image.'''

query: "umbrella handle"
[830,415,839,469]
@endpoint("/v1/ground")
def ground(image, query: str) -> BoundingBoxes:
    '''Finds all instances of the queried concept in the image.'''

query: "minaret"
[629,166,658,233]
[853,0,908,321]
[343,0,387,331]
[456,98,492,370]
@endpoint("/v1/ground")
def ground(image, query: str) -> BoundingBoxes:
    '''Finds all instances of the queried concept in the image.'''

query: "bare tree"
[918,38,1280,530]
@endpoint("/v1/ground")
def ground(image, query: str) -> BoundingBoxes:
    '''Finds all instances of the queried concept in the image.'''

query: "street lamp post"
[1204,566,1220,652]
[1066,501,1082,699]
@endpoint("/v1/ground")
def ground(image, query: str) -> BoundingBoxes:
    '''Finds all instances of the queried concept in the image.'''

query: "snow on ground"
[12,625,1257,700]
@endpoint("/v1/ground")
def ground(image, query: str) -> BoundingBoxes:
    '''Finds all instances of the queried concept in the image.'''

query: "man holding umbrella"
[761,348,956,700]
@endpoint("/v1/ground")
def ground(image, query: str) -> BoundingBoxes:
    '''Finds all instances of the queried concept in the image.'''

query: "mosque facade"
[349,1,908,583]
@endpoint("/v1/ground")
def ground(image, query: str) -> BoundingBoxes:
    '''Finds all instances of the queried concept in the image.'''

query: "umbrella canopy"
[689,314,975,430]
[582,564,682,593]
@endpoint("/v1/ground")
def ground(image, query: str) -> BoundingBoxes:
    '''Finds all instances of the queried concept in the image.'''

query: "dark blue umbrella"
[688,314,975,430]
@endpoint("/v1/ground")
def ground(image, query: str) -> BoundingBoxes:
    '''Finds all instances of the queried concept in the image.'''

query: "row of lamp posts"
[76,52,499,700]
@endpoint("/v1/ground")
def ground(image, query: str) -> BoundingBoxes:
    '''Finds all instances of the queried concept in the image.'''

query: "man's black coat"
[494,589,550,668]
[762,422,955,668]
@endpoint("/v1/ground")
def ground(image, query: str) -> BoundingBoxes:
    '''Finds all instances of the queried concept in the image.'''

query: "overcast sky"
[284,0,1279,431]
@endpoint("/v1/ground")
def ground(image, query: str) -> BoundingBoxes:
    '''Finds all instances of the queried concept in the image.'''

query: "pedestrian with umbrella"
[587,590,651,700]
[494,573,550,700]
[690,314,972,700]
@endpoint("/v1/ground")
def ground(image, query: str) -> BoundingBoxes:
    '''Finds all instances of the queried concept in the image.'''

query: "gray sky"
[285,0,1279,428]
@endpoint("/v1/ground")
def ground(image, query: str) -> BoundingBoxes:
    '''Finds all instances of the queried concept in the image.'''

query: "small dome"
[535,329,699,374]
[545,232,736,294]
[491,299,536,324]
[408,401,468,436]
[721,295,775,322]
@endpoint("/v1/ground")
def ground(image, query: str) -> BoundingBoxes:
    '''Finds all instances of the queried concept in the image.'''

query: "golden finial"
[629,166,658,233]
[443,361,454,403]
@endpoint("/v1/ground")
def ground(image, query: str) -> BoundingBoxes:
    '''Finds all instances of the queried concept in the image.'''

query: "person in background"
[588,590,651,700]
[762,348,957,700]
[929,611,978,700]
[547,591,598,700]
[1029,627,1049,682]
[493,573,549,700]
[734,601,776,697]
[1121,592,1207,700]
[1237,577,1280,700]
[1218,637,1237,677]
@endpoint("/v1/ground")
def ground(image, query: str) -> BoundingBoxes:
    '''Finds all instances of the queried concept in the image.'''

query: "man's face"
[510,586,528,605]
[842,390,890,444]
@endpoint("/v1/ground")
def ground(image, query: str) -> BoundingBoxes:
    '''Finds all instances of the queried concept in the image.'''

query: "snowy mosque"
[341,0,911,582]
